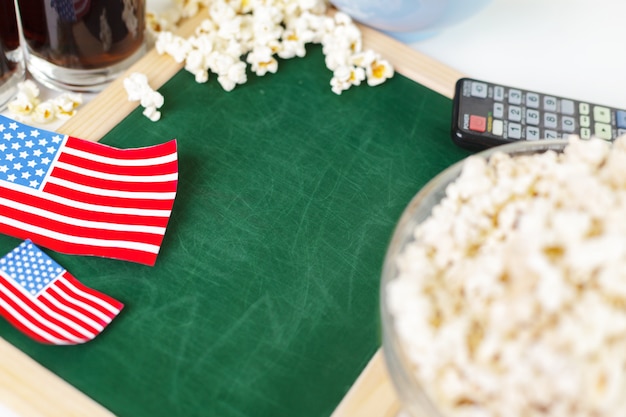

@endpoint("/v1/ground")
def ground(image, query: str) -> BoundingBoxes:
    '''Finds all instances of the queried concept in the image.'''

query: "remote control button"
[494,86,505,101]
[527,126,540,140]
[594,106,611,123]
[469,115,487,132]
[616,110,626,129]
[508,89,522,105]
[493,103,504,118]
[526,109,540,125]
[579,103,590,115]
[560,99,575,115]
[544,96,558,112]
[562,116,576,132]
[508,123,522,139]
[580,115,591,128]
[508,106,522,122]
[595,122,612,140]
[544,130,558,139]
[544,113,558,129]
[471,82,488,98]
[579,128,591,139]
[526,93,540,108]
[492,119,504,136]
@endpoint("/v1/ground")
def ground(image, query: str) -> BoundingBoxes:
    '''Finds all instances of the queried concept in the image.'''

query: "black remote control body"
[451,77,626,150]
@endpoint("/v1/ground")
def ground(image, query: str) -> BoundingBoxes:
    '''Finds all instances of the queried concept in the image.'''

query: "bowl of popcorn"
[330,0,491,41]
[381,137,626,417]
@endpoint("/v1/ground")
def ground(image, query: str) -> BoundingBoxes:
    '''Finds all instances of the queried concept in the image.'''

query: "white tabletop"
[408,0,626,109]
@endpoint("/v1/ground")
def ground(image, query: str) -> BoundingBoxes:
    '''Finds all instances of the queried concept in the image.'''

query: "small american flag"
[0,115,178,266]
[50,0,91,22]
[0,240,123,344]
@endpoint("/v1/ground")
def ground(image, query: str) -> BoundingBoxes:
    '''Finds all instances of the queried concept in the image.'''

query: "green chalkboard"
[0,45,470,416]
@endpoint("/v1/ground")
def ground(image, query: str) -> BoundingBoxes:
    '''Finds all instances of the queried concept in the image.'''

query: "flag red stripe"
[0,184,171,228]
[0,224,159,265]
[43,182,176,211]
[1,204,165,245]
[52,166,178,193]
[57,152,179,176]
[67,136,178,160]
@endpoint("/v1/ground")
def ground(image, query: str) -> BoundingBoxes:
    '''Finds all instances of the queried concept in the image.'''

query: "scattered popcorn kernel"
[366,57,394,86]
[31,101,56,124]
[52,92,83,120]
[150,0,393,94]
[246,45,278,76]
[123,72,165,122]
[330,65,365,95]
[7,80,83,124]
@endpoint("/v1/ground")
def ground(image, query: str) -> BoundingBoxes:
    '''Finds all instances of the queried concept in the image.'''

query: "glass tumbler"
[16,0,146,92]
[0,0,26,110]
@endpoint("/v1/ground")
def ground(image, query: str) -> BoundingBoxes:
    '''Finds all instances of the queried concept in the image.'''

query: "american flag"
[50,0,91,23]
[0,240,123,344]
[0,115,178,266]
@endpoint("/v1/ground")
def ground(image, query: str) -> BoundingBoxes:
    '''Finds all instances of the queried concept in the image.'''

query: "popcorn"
[50,92,83,120]
[247,45,278,76]
[387,136,626,417]
[330,65,365,95]
[7,80,82,125]
[150,0,394,95]
[123,72,165,122]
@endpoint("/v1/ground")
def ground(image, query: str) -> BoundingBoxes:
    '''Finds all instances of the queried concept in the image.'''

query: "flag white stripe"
[55,161,179,183]
[0,215,160,254]
[52,277,116,323]
[0,275,85,343]
[59,276,122,316]
[63,145,178,167]
[47,177,177,200]
[0,196,167,234]
[1,181,172,217]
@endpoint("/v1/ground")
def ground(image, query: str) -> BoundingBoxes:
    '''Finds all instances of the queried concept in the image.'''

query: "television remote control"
[451,77,626,150]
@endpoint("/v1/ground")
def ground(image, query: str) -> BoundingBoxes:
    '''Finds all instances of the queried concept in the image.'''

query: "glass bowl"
[330,0,492,42]
[380,139,569,417]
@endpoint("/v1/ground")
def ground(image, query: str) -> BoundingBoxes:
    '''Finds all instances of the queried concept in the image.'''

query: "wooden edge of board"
[0,338,115,417]
[330,349,401,417]
[0,7,464,417]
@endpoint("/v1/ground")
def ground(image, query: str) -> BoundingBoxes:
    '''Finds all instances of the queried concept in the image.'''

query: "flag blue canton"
[0,116,64,190]
[0,240,64,297]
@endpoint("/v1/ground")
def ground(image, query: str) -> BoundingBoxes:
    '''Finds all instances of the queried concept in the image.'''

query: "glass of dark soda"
[16,0,146,92]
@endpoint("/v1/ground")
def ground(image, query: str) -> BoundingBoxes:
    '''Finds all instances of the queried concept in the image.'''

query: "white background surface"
[409,0,626,109]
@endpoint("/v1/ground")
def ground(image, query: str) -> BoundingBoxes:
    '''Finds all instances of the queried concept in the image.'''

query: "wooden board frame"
[0,8,463,416]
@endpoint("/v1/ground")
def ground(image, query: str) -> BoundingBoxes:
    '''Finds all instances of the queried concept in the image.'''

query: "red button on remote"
[469,115,487,132]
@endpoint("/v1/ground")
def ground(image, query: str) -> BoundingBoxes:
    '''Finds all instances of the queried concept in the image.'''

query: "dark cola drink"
[0,0,25,109]
[17,0,146,91]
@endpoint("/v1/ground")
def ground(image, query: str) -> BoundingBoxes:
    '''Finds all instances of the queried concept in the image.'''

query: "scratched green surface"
[0,45,470,416]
